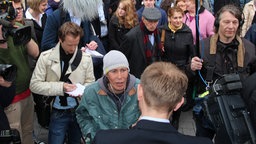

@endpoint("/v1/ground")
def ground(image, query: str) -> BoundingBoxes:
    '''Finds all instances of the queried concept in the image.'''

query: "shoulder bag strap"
[71,49,82,71]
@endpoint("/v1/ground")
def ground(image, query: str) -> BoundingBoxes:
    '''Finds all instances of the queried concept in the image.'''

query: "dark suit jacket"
[93,120,213,144]
[41,8,93,51]
[119,26,148,78]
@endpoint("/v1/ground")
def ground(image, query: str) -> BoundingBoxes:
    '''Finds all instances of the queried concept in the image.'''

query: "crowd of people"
[0,0,256,144]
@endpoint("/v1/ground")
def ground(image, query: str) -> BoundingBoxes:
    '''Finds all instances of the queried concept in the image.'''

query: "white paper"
[85,49,104,58]
[66,83,85,97]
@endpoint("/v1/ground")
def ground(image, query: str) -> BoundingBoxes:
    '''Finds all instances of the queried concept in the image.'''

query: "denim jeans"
[48,108,82,144]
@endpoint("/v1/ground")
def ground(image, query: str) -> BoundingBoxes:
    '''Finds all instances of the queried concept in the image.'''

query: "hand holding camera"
[0,76,11,87]
[0,0,31,46]
[0,64,17,83]
[0,25,7,49]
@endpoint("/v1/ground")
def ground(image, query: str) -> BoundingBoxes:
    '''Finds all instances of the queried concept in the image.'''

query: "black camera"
[209,73,242,95]
[0,129,21,144]
[0,0,31,45]
[0,64,17,82]
[204,73,256,144]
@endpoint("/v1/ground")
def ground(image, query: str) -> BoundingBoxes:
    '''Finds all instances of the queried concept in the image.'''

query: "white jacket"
[30,42,95,96]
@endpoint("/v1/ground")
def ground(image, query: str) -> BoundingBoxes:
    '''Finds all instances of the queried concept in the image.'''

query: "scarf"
[59,47,73,106]
[140,21,163,65]
[168,23,183,33]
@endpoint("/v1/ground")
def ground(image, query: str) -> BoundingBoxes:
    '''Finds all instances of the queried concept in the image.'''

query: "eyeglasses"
[15,7,23,12]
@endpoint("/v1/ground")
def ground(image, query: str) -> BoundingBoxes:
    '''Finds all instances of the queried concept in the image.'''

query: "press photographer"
[0,0,31,45]
[190,4,256,144]
[0,0,39,144]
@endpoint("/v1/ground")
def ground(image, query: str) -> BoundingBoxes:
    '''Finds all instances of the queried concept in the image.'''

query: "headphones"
[214,4,244,29]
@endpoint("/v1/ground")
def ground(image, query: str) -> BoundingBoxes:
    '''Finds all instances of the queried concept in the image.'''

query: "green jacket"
[0,22,31,94]
[76,74,140,140]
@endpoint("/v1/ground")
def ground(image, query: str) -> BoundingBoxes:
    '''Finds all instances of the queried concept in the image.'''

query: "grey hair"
[62,0,102,21]
[214,4,243,34]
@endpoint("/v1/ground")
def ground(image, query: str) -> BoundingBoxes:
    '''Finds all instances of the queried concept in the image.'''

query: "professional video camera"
[0,0,31,45]
[0,129,21,144]
[204,73,256,144]
[0,64,17,82]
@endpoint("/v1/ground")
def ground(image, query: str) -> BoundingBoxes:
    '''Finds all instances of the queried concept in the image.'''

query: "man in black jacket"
[93,62,213,144]
[191,4,256,144]
[120,7,163,78]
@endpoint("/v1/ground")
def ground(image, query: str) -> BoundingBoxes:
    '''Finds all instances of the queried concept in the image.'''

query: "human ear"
[137,84,143,101]
[174,97,184,111]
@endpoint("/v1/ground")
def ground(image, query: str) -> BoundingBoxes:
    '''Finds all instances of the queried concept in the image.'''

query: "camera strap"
[205,59,215,83]
[70,49,82,72]
[205,35,219,86]
[205,54,216,88]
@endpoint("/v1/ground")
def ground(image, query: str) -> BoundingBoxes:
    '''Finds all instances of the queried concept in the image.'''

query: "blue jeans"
[48,108,81,144]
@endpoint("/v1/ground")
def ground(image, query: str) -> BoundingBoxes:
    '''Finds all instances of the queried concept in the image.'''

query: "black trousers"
[0,108,10,130]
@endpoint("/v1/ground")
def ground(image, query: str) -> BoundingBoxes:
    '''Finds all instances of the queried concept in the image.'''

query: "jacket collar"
[160,23,191,33]
[48,42,79,79]
[210,34,244,67]
[133,119,177,133]
[48,42,78,64]
[97,87,136,96]
[97,74,137,96]
[247,0,254,6]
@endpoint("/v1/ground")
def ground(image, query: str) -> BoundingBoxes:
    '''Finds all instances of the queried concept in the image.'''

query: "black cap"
[142,7,161,21]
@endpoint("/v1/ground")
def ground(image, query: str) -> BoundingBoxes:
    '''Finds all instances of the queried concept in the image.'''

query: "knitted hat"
[142,7,161,21]
[103,50,130,75]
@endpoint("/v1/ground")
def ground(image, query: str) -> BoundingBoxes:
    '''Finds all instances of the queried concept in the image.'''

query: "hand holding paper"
[85,48,104,58]
[65,83,85,97]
